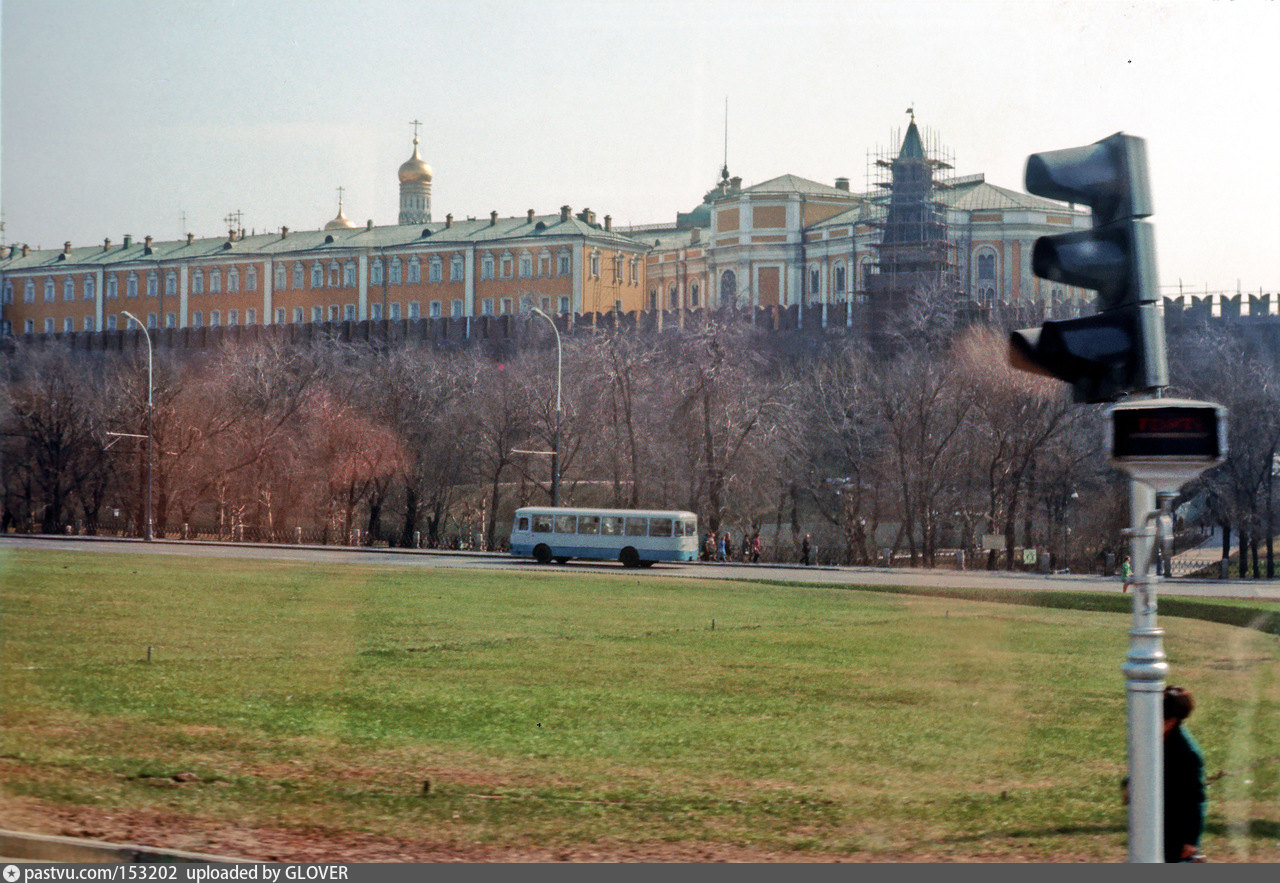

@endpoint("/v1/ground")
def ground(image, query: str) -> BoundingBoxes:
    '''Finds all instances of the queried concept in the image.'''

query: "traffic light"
[1009,132,1167,403]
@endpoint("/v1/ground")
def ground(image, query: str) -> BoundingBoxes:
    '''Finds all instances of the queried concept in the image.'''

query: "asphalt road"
[4,534,1279,601]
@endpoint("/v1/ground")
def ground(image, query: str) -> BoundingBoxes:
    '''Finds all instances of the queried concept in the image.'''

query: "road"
[4,535,1279,601]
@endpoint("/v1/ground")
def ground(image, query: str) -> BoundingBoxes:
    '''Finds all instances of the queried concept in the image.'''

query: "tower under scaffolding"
[864,118,961,316]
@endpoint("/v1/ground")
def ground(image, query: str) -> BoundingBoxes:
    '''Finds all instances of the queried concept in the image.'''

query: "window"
[209,269,221,293]
[371,259,383,285]
[124,313,141,330]
[246,266,257,291]
[329,305,340,321]
[406,256,420,284]
[390,257,402,285]
[590,252,600,278]
[63,317,74,333]
[84,316,95,332]
[166,312,177,328]
[720,269,736,302]
[624,517,647,536]
[165,272,177,296]
[835,264,846,294]
[146,313,157,330]
[614,299,623,313]
[25,279,35,302]
[554,514,576,534]
[500,253,513,279]
[648,518,673,538]
[128,273,140,298]
[481,253,495,279]
[64,277,75,301]
[147,271,158,297]
[45,278,56,302]
[450,255,463,282]
[409,301,421,319]
[601,516,623,536]
[311,263,323,288]
[44,318,55,334]
[344,261,356,287]
[519,254,532,278]
[344,304,356,321]
[227,267,239,293]
[293,263,305,289]
[311,306,323,323]
[578,516,600,535]
[190,311,201,328]
[328,261,340,287]
[427,256,441,283]
[669,285,678,309]
[613,254,623,282]
[24,319,35,334]
[976,252,996,280]
[389,302,401,320]
[559,296,570,314]
[451,299,464,318]
[210,309,221,326]
[371,303,385,321]
[538,250,551,277]
[275,264,287,290]
[532,514,553,533]
[690,282,699,308]
[293,307,303,323]
[246,308,256,324]
[429,300,441,318]
[809,268,820,296]
[631,256,640,284]
[481,298,494,316]
[649,290,657,310]
[860,260,874,290]
[84,276,95,301]
[2,281,12,304]
[227,309,238,325]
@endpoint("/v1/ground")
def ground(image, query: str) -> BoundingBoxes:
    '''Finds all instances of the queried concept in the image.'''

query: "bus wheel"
[533,544,552,564]
[619,547,639,568]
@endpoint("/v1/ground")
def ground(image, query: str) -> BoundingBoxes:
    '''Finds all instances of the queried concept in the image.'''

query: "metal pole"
[1123,477,1165,862]
[531,308,561,507]
[121,311,153,541]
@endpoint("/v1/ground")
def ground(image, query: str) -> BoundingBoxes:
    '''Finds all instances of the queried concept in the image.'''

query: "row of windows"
[520,512,698,538]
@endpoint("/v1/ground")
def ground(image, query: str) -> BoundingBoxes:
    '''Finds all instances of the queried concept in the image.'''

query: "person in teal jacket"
[1163,686,1207,862]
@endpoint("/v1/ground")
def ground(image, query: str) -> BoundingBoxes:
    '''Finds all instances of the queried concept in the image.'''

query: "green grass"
[1,548,1278,861]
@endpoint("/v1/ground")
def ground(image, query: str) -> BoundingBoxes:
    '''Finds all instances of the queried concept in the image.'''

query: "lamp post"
[121,310,153,541]
[529,307,562,507]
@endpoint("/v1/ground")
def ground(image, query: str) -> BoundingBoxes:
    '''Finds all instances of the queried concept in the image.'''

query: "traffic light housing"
[1009,133,1168,403]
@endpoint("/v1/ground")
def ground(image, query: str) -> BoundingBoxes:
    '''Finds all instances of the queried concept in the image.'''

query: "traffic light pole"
[1122,476,1167,863]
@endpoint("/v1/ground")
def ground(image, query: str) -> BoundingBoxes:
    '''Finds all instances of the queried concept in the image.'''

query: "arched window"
[64,277,75,301]
[500,251,513,278]
[481,253,494,280]
[327,261,340,287]
[246,266,258,291]
[390,257,402,285]
[344,261,356,287]
[450,255,464,281]
[668,284,678,309]
[557,250,571,276]
[209,269,221,293]
[127,272,139,298]
[809,267,820,296]
[720,269,737,303]
[311,262,323,288]
[84,276,95,301]
[110,275,122,299]
[292,263,304,289]
[834,264,846,294]
[165,272,177,296]
[975,250,999,304]
[589,251,600,278]
[227,267,239,292]
[519,252,532,278]
[408,256,422,284]
[147,271,158,297]
[371,259,383,285]
[25,279,36,302]
[690,282,699,308]
[274,264,287,290]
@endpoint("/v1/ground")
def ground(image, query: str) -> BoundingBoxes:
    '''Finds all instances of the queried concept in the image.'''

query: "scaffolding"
[863,123,961,304]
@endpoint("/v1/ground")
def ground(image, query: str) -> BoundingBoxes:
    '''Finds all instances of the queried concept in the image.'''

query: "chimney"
[366,219,373,230]
[22,244,30,257]
[730,177,742,192]
[64,241,73,255]
[490,210,498,226]
[446,213,453,228]
[104,238,111,252]
[576,208,596,225]
[187,232,195,245]
[560,205,571,222]
[835,177,850,192]
[691,227,701,244]
[144,235,153,253]
[604,215,612,232]
[123,234,133,248]
[279,227,287,240]
[527,209,535,223]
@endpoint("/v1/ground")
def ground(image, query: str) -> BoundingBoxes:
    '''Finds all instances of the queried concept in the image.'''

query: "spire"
[898,109,925,160]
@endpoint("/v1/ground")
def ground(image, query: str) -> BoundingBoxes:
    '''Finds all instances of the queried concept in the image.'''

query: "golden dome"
[398,137,433,184]
[324,205,357,230]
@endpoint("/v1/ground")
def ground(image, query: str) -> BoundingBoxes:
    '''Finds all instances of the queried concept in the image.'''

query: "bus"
[509,507,699,567]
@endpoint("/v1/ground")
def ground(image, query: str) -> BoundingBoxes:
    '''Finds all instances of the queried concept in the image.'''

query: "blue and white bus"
[510,507,699,567]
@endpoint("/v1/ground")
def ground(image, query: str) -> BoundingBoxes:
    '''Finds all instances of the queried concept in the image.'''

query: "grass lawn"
[1,548,1277,861]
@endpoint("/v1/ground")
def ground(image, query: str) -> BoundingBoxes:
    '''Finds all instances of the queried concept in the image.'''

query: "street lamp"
[121,310,153,541]
[529,307,562,507]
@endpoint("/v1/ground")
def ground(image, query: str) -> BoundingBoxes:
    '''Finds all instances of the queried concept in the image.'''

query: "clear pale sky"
[2,0,1277,295]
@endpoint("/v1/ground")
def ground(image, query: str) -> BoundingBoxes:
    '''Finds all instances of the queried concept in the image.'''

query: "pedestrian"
[1163,686,1207,863]
[723,531,734,562]
[703,531,716,562]
[801,533,812,566]
[750,531,761,563]
[717,531,727,562]
[1121,555,1133,593]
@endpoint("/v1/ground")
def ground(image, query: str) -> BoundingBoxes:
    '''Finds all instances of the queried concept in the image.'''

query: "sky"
[2,0,1277,296]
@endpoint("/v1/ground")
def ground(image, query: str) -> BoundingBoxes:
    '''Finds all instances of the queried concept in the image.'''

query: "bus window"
[517,516,530,531]
[555,515,577,534]
[578,515,600,535]
[649,518,673,537]
[624,517,648,536]
[601,516,623,536]
[532,514,552,533]
[682,516,697,536]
